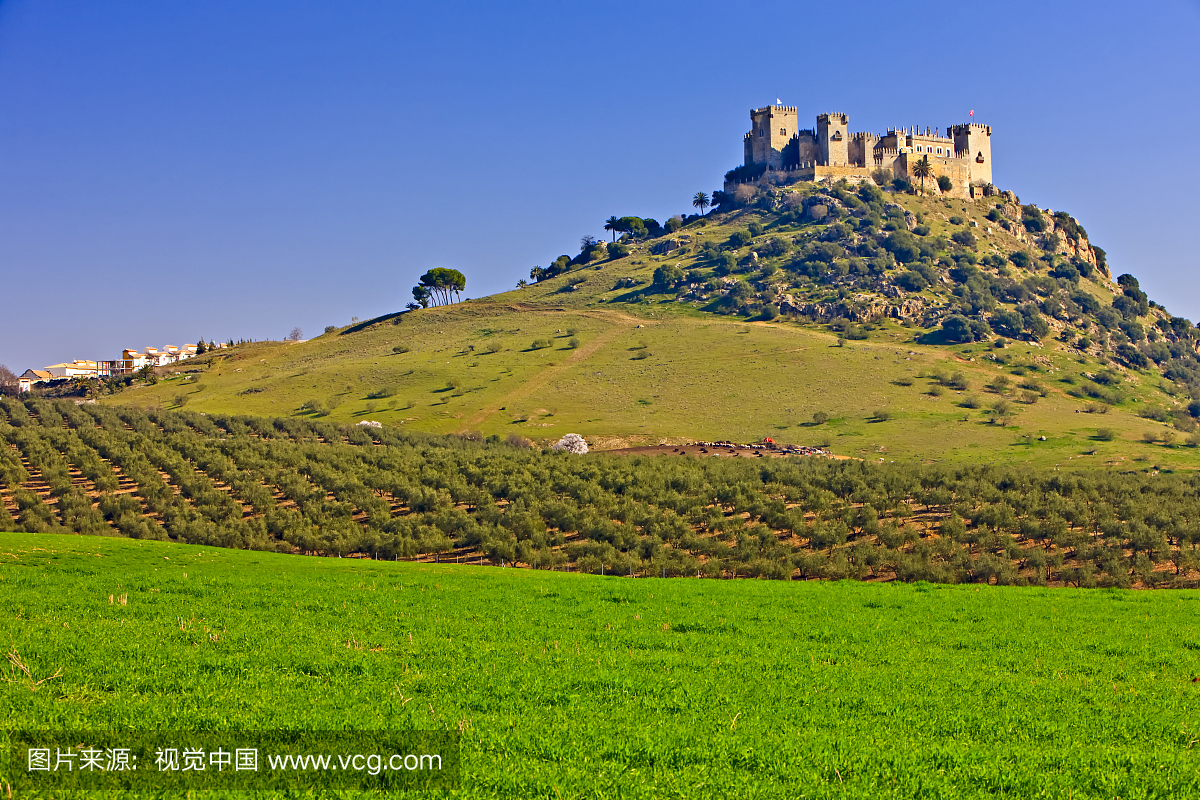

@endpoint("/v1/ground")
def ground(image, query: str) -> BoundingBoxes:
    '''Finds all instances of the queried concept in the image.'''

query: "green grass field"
[4,531,1199,798]
[110,299,1198,470]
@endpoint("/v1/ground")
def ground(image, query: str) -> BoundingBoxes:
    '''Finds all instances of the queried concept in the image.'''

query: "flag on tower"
[969,109,975,118]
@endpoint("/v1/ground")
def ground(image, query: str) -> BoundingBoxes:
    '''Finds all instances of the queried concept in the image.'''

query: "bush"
[1009,251,1033,270]
[300,399,326,416]
[748,222,765,237]
[1022,206,1047,233]
[1094,428,1116,441]
[883,231,921,263]
[652,264,684,289]
[948,216,964,225]
[727,230,752,249]
[937,175,953,192]
[941,315,990,343]
[531,339,551,350]
[872,410,892,422]
[951,230,977,248]
[896,271,927,292]
[324,325,338,334]
[392,345,410,354]
[812,411,830,425]
[567,337,580,349]
[607,242,630,259]
[485,341,503,354]
[504,434,536,449]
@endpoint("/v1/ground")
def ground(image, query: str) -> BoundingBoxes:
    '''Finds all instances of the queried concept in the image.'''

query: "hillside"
[104,178,1200,468]
[3,532,1199,798]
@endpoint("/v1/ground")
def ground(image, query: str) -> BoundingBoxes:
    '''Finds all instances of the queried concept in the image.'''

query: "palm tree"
[692,192,710,216]
[912,156,933,195]
[604,216,620,242]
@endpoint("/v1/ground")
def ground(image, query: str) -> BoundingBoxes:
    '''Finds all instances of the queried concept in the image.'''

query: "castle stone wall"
[817,113,849,166]
[748,105,799,169]
[950,123,993,185]
[744,109,996,191]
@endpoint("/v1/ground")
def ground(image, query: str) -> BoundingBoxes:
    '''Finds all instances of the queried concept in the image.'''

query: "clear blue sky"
[2,0,1198,371]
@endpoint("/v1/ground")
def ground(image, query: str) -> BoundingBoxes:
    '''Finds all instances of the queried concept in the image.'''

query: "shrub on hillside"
[937,175,953,192]
[653,265,684,289]
[504,434,536,449]
[942,314,990,343]
[1022,206,1047,232]
[896,271,927,292]
[951,230,977,248]
[1009,250,1033,270]
[727,230,752,249]
[883,231,920,263]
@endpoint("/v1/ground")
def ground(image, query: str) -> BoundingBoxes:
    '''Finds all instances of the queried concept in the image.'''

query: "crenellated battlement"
[743,103,994,194]
[949,123,992,134]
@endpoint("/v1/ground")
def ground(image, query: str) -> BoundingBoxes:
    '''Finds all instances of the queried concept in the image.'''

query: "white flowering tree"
[552,434,588,454]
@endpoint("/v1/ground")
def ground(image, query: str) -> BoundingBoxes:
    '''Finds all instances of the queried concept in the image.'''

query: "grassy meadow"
[3,531,1200,798]
[112,298,1197,469]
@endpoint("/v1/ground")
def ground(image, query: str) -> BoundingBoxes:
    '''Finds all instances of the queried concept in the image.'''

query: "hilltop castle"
[739,106,992,198]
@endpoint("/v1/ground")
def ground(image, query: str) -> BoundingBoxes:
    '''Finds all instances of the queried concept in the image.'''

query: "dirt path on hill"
[460,310,657,431]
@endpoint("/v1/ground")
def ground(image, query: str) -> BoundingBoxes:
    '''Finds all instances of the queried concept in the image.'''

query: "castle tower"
[949,123,992,185]
[816,113,849,166]
[745,105,799,169]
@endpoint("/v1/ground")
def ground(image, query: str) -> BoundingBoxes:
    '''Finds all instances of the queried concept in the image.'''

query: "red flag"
[969,109,975,117]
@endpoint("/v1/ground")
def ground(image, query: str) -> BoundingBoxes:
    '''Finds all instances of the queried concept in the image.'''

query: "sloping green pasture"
[3,532,1199,798]
[112,299,1197,469]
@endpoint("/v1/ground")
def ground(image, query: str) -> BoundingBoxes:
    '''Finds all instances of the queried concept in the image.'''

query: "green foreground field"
[3,532,1199,798]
